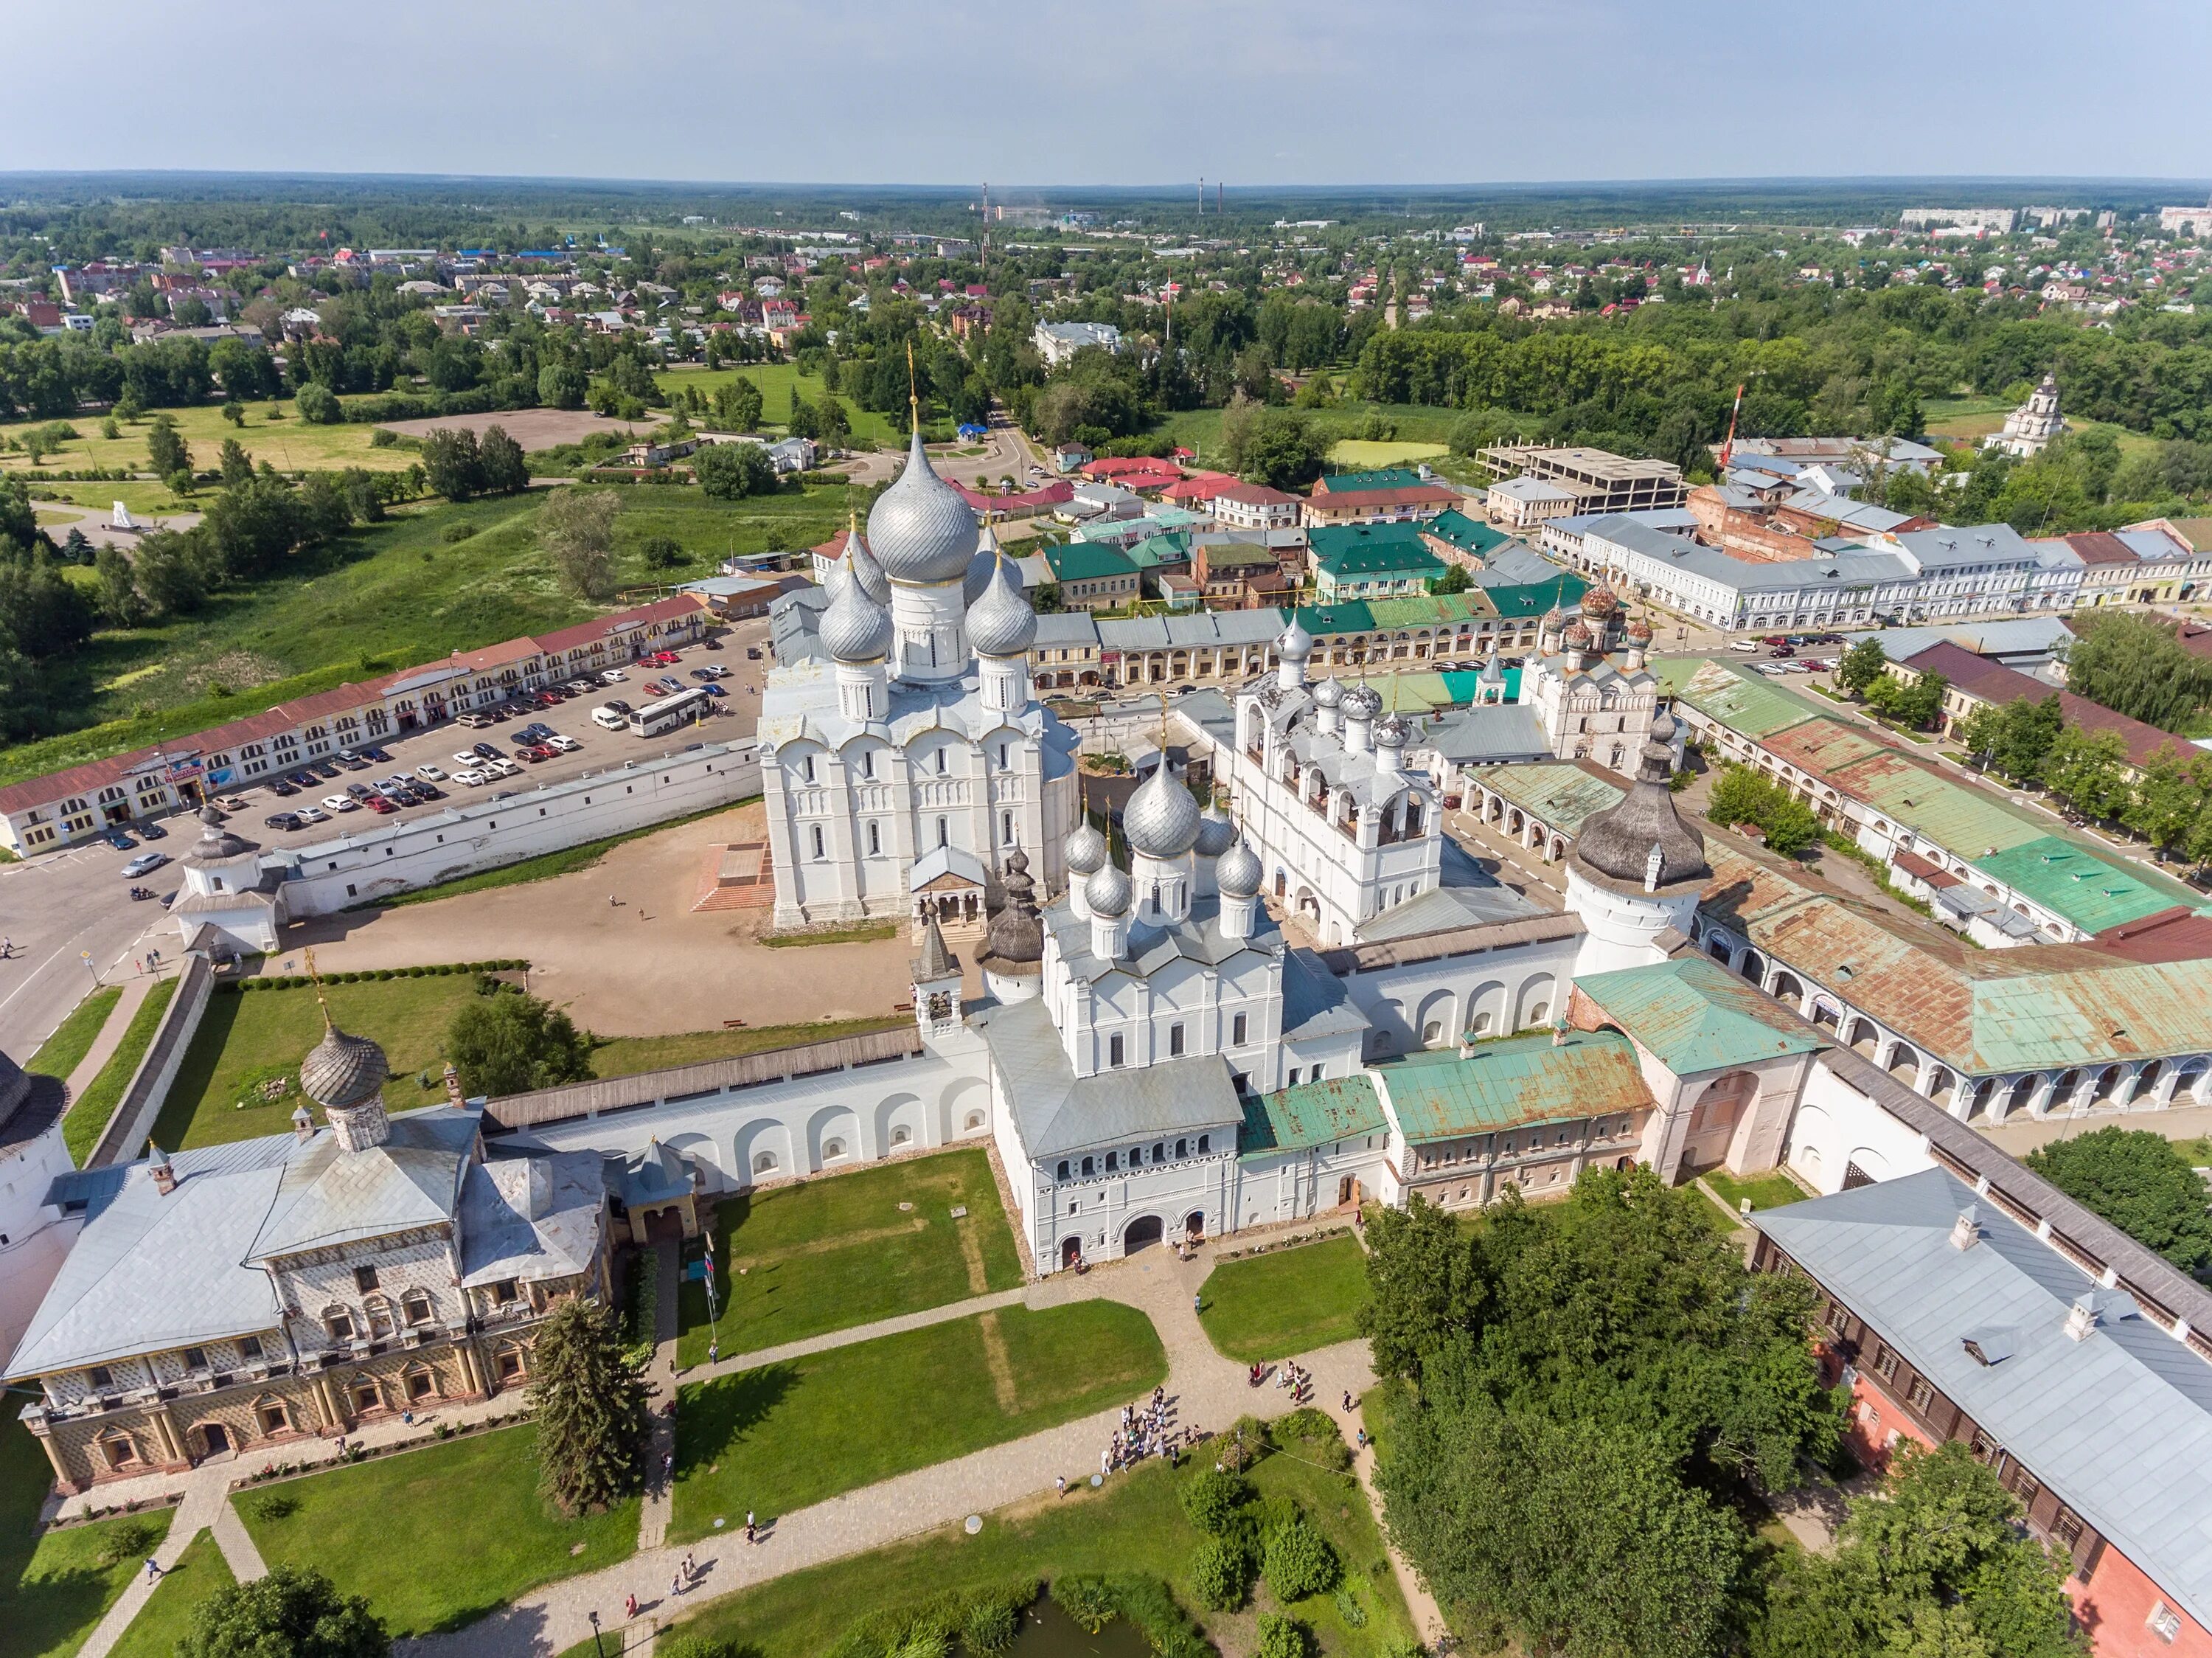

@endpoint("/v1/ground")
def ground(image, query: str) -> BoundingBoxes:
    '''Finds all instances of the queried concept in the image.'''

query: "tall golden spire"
[304,946,333,1031]
[906,339,919,431]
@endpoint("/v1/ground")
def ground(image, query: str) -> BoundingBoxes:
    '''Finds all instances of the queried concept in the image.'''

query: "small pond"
[1001,1595,1156,1658]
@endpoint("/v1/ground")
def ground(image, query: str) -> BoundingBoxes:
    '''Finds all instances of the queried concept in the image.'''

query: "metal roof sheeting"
[1378,1030,1652,1142]
[1239,1075,1387,1159]
[1574,956,1823,1073]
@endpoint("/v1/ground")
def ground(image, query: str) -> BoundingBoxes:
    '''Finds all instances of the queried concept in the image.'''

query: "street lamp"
[587,1608,605,1657]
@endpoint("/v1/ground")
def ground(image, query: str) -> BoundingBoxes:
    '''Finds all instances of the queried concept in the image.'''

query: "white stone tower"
[1565,742,1711,977]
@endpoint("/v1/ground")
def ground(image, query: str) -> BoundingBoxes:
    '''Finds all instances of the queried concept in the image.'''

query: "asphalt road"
[0,617,773,1063]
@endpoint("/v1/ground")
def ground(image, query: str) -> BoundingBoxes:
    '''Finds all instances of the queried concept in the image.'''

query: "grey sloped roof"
[9,1159,286,1377]
[1280,948,1371,1041]
[1759,1167,2212,1634]
[1043,895,1276,985]
[1096,610,1287,651]
[1416,704,1550,765]
[972,995,1244,1159]
[1355,879,1543,944]
[1470,543,1559,586]
[459,1151,607,1287]
[1033,612,1100,649]
[246,1110,478,1261]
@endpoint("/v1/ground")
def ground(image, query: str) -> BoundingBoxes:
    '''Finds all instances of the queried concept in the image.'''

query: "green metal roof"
[1044,542,1139,583]
[1319,466,1427,492]
[1674,659,1831,739]
[1379,1030,1652,1142]
[1309,521,1431,561]
[1292,592,1498,637]
[1316,542,1447,579]
[1648,655,1711,696]
[1574,956,1823,1075]
[1124,533,1192,570]
[1467,761,1625,836]
[1422,509,1510,558]
[1828,749,2048,856]
[1484,575,1589,618]
[1239,1074,1388,1160]
[1195,540,1279,572]
[1970,836,2205,936]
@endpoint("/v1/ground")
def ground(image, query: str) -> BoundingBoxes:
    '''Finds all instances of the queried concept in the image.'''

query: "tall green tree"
[145,414,189,479]
[420,426,484,502]
[530,1296,652,1516]
[179,1564,388,1658]
[1357,1194,1482,1382]
[2064,612,2212,729]
[538,488,622,599]
[2040,726,2132,818]
[1958,694,2062,783]
[1837,638,1888,698]
[446,986,594,1097]
[478,425,529,496]
[2025,1126,2212,1280]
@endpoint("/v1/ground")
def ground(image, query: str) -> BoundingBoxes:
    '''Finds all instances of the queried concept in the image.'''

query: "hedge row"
[220,960,528,993]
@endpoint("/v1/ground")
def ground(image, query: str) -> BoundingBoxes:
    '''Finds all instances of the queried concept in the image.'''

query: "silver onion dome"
[1124,761,1203,859]
[963,535,998,605]
[1194,799,1236,859]
[1065,819,1108,877]
[1312,677,1344,709]
[1215,835,1262,898]
[1085,860,1133,918]
[820,561,892,665]
[1278,617,1315,661]
[1377,713,1410,749]
[300,1022,389,1111]
[848,533,891,604]
[967,554,1037,659]
[867,428,978,585]
[1341,684,1382,723]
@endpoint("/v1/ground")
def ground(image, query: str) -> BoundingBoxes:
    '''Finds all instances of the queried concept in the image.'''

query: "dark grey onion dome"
[849,533,891,604]
[1650,708,1678,741]
[300,1021,389,1111]
[967,554,1037,658]
[181,804,257,867]
[979,849,1045,968]
[1376,713,1410,749]
[1572,743,1708,890]
[1215,835,1262,898]
[1312,676,1344,708]
[1065,819,1108,877]
[1340,684,1382,723]
[867,428,978,585]
[1278,617,1315,661]
[1194,799,1236,859]
[1124,761,1203,859]
[820,559,893,665]
[1085,860,1133,918]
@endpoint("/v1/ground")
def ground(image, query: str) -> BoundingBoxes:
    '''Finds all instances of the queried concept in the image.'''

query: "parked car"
[328,797,361,813]
[122,852,170,878]
[295,805,330,825]
[269,779,299,797]
[337,748,361,764]
[745,646,762,660]
[136,820,167,841]
[218,796,248,812]
[516,745,548,763]
[451,768,484,785]
[473,742,502,759]
[103,829,137,850]
[605,700,632,715]
[702,684,726,698]
[312,761,341,779]
[265,812,302,830]
[365,796,397,814]
[600,667,627,683]
[546,734,580,752]
[344,783,373,801]
[459,712,493,729]
[1728,640,1761,653]
[486,758,521,778]
[415,764,447,781]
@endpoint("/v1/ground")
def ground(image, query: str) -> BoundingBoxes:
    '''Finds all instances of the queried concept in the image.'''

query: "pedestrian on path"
[671,1572,685,1598]
[683,1552,695,1582]
[1343,1390,1354,1413]
[625,1593,639,1620]
[745,1510,756,1544]
[144,1556,161,1583]
[1192,1291,1203,1314]
[1056,1474,1067,1497]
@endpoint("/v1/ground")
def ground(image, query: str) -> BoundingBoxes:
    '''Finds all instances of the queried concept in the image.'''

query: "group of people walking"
[1100,1385,1185,1478]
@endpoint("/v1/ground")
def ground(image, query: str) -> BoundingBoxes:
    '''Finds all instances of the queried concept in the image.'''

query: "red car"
[365,796,397,814]
[653,651,681,665]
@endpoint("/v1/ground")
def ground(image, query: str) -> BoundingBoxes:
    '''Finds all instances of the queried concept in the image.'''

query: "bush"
[1263,1516,1341,1603]
[1256,1614,1309,1658]
[1051,1577,1118,1634]
[1192,1535,1255,1611]
[443,520,477,543]
[97,1516,163,1566]
[1180,1467,1252,1534]
[1276,1406,1353,1471]
[243,1490,299,1524]
[658,1638,738,1658]
[1334,1587,1368,1628]
[369,427,398,448]
[294,382,341,424]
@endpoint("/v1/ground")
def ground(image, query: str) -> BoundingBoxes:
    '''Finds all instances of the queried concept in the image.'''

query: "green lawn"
[1153,398,1468,471]
[108,1530,234,1658]
[0,1415,176,1658]
[658,363,901,448]
[1703,1169,1812,1214]
[0,483,845,791]
[234,1424,636,1637]
[25,986,122,1085]
[591,1016,908,1081]
[635,1419,1411,1658]
[675,1148,1023,1366]
[151,977,474,1152]
[62,979,176,1166]
[1197,1235,1371,1363]
[0,394,418,488]
[670,1302,1166,1541]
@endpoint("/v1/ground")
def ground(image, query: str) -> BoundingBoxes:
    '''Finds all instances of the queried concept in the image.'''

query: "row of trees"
[1364,1171,2085,1658]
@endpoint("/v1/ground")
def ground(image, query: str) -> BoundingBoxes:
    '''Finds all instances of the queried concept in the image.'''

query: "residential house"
[1042,543,1142,610]
[1310,524,1448,601]
[1210,480,1303,531]
[1303,468,1461,528]
[1888,642,2184,774]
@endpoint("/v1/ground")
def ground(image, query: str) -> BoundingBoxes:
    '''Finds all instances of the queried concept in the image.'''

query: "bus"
[627,686,715,737]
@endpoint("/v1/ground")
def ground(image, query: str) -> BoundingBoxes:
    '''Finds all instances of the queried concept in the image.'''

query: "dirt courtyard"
[373,408,657,451]
[266,800,970,1037]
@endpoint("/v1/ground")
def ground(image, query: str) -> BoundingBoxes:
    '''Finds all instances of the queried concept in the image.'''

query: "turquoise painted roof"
[1380,1030,1652,1142]
[1045,542,1138,582]
[1574,956,1823,1074]
[1125,533,1192,570]
[1422,509,1509,558]
[1970,836,2205,936]
[1239,1075,1387,1160]
[1320,466,1428,492]
[1484,575,1588,618]
[1467,760,1624,836]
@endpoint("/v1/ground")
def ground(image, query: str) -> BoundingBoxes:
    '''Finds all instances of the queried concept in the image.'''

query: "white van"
[1728,639,1761,653]
[591,706,627,730]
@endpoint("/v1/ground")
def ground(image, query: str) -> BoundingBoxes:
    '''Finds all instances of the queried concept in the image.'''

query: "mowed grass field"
[669,1301,1166,1539]
[0,1415,176,1658]
[658,362,901,448]
[0,392,416,488]
[236,1424,636,1637]
[1924,394,2158,461]
[675,1148,1023,1364]
[1197,1234,1371,1362]
[0,483,846,789]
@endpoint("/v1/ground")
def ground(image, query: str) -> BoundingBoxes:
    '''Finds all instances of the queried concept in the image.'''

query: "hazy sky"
[9,0,2211,187]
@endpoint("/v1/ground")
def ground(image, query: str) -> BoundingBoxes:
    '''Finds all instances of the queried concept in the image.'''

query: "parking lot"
[0,614,775,1058]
